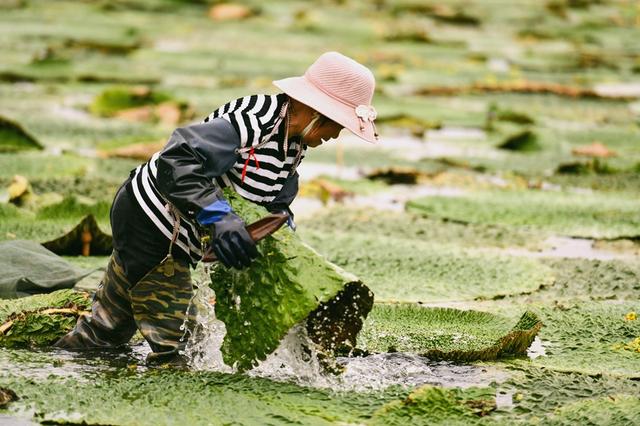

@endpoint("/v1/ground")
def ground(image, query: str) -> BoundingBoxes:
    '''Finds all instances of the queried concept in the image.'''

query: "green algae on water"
[358,304,541,361]
[209,190,373,371]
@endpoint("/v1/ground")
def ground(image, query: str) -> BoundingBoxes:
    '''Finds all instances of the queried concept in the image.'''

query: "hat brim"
[273,76,378,144]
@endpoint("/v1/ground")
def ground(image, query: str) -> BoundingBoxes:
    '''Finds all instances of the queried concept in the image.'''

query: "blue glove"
[198,200,259,269]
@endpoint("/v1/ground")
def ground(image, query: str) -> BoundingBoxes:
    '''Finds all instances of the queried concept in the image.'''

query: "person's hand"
[210,212,259,269]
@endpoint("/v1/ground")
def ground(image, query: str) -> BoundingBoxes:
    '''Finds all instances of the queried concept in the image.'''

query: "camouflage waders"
[55,181,197,365]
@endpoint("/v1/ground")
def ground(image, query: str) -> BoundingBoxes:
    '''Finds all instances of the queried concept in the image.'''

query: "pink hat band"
[273,52,379,143]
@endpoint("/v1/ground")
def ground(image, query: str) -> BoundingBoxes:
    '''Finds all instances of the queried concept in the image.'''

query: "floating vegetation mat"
[407,189,640,239]
[532,301,640,377]
[0,195,112,242]
[0,368,407,425]
[210,190,373,371]
[1,0,640,423]
[300,207,544,250]
[301,228,553,303]
[358,305,541,362]
[0,289,90,348]
[534,258,640,302]
[370,385,496,425]
[494,364,640,423]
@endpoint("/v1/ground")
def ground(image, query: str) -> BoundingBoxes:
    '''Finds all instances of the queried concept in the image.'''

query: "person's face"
[302,114,344,148]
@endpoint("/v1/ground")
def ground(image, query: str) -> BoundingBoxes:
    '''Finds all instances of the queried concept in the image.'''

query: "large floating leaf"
[371,385,496,425]
[42,214,113,256]
[210,190,373,371]
[407,189,640,239]
[533,302,640,377]
[358,304,541,361]
[301,228,552,303]
[89,86,172,117]
[0,116,42,153]
[0,289,90,348]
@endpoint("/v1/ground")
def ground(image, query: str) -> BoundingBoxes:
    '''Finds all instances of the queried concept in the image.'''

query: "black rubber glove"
[210,212,259,269]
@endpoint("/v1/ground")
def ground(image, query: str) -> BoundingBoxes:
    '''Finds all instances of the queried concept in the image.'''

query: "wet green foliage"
[497,130,541,152]
[0,116,42,153]
[371,385,495,426]
[0,368,407,425]
[300,207,544,250]
[548,394,640,425]
[0,289,90,348]
[536,258,640,302]
[495,364,640,422]
[359,305,541,361]
[532,302,640,377]
[407,189,640,239]
[210,190,372,371]
[301,228,553,303]
[89,86,173,117]
[1,0,640,422]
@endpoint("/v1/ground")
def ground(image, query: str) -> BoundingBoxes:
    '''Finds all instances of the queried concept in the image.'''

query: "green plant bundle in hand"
[209,190,374,371]
[0,289,90,348]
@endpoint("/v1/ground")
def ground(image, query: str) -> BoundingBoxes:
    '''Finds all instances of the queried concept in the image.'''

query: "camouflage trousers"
[55,251,196,364]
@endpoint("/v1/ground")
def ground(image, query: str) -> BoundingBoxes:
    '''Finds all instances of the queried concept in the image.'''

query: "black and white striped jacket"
[127,93,304,264]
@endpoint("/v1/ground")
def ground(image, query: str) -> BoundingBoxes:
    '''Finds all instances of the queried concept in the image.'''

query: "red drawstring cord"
[241,147,260,183]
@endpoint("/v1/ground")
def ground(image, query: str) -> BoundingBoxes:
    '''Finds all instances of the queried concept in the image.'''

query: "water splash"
[181,282,232,373]
[182,283,508,391]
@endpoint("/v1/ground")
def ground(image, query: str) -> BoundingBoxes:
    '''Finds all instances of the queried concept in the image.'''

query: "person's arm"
[155,118,258,269]
[155,118,239,221]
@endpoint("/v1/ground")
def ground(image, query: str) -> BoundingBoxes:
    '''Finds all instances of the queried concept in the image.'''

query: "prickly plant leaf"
[209,190,373,371]
[89,86,172,117]
[371,385,495,425]
[0,115,42,153]
[358,304,541,361]
[0,289,90,348]
[497,130,541,152]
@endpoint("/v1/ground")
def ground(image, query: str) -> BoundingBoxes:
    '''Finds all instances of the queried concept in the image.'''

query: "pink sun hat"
[273,51,379,143]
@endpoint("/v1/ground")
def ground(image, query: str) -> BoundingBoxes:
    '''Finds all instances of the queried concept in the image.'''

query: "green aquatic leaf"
[210,190,373,371]
[89,86,172,117]
[300,228,552,303]
[371,385,495,426]
[358,304,541,361]
[0,289,90,348]
[0,116,43,153]
[497,130,541,152]
[407,189,640,239]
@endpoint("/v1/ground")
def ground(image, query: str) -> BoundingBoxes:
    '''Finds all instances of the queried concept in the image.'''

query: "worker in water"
[55,51,379,364]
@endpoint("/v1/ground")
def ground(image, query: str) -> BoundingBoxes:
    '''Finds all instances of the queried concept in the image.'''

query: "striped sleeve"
[203,94,282,148]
